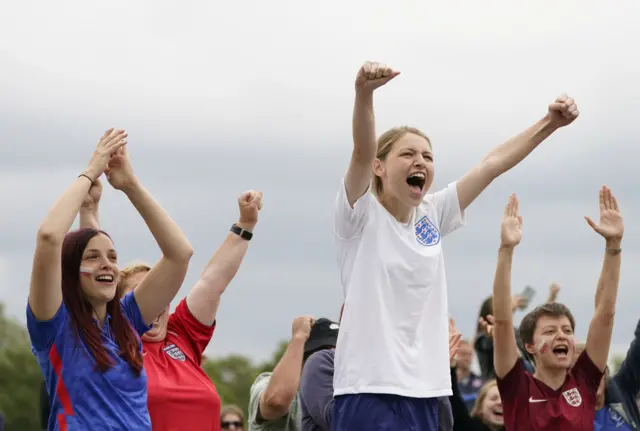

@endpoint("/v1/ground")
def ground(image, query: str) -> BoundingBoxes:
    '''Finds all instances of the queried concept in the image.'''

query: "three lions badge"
[415,216,440,246]
[562,388,582,407]
[163,344,186,362]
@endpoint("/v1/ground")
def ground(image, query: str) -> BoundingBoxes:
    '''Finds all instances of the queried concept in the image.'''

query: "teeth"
[410,173,425,179]
[96,275,114,282]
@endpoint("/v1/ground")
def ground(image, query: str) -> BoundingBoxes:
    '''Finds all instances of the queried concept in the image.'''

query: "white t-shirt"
[333,180,465,398]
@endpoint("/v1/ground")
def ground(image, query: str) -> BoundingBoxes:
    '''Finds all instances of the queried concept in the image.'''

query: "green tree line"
[0,304,287,431]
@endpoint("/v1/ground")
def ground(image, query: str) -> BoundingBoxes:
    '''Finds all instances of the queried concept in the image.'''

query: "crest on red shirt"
[562,388,582,407]
[163,344,186,362]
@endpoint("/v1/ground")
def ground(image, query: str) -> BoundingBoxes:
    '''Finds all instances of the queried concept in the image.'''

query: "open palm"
[585,186,624,240]
[501,194,523,247]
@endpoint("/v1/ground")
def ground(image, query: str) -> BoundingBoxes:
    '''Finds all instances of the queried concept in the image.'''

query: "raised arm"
[584,186,623,371]
[186,190,262,326]
[492,194,523,379]
[79,178,102,230]
[259,316,313,420]
[456,95,579,211]
[29,129,127,320]
[546,283,561,303]
[105,146,193,325]
[344,61,400,207]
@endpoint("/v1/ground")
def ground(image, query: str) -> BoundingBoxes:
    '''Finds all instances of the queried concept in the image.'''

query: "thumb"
[381,71,401,84]
[584,216,599,232]
[548,102,564,112]
[486,314,495,324]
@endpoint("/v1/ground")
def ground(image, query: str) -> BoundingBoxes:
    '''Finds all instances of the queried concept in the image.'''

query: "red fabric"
[143,299,220,431]
[497,352,603,430]
[49,344,74,430]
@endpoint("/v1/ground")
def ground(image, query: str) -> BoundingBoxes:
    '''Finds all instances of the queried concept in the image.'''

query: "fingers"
[549,94,579,119]
[239,190,263,208]
[361,61,400,83]
[486,314,495,324]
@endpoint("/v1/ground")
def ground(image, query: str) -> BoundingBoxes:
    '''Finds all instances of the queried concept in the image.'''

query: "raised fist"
[355,61,400,93]
[291,316,314,341]
[238,190,262,228]
[546,94,579,128]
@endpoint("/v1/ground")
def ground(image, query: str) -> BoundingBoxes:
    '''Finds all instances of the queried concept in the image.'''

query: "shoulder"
[251,372,272,393]
[306,349,335,369]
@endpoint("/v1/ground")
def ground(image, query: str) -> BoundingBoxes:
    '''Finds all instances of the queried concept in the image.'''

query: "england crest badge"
[562,388,582,407]
[163,344,186,362]
[415,215,440,246]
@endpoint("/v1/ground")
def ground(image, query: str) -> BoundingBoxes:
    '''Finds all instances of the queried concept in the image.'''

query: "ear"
[372,158,385,177]
[524,342,536,356]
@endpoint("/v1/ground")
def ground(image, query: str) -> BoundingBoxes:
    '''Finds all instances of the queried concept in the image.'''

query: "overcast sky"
[1,1,639,364]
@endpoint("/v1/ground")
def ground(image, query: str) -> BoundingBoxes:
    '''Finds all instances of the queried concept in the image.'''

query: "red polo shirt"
[143,299,220,431]
[497,351,603,430]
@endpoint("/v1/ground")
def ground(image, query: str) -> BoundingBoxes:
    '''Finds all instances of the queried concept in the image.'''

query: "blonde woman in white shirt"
[332,61,580,430]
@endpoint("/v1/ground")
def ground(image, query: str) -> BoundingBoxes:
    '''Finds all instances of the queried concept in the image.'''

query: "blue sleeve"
[26,302,67,352]
[300,350,334,430]
[120,292,152,336]
[612,317,640,397]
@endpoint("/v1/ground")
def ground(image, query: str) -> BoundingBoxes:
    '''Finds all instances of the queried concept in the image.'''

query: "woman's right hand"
[85,128,128,180]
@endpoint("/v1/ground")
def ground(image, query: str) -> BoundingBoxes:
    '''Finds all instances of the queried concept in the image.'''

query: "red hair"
[61,229,143,375]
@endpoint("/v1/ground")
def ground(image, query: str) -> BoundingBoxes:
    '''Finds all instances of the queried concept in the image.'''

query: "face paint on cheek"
[536,340,549,354]
[79,266,93,276]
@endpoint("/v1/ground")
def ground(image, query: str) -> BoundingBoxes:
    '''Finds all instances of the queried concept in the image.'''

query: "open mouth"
[406,172,426,193]
[492,407,503,417]
[553,345,569,358]
[95,274,114,284]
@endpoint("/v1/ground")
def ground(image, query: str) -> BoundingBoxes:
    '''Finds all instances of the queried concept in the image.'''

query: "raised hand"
[548,283,561,302]
[584,186,624,241]
[355,61,400,93]
[546,94,579,128]
[479,314,495,339]
[501,194,523,248]
[511,295,528,311]
[82,177,103,209]
[85,129,128,180]
[448,317,462,364]
[238,190,263,229]
[105,146,137,192]
[291,316,315,341]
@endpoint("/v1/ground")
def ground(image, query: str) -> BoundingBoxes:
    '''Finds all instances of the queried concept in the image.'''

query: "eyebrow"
[84,249,117,254]
[399,147,433,155]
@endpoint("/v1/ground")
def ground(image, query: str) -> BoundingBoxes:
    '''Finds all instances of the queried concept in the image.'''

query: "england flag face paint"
[79,266,93,276]
[536,340,548,354]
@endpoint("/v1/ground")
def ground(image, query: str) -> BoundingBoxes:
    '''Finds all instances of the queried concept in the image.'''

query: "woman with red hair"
[27,129,193,430]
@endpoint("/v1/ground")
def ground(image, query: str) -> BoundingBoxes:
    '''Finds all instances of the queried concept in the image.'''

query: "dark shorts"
[332,393,439,431]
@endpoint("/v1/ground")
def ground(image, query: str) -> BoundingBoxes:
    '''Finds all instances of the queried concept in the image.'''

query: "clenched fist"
[355,61,400,93]
[546,94,579,128]
[82,177,103,209]
[237,190,262,229]
[291,316,314,342]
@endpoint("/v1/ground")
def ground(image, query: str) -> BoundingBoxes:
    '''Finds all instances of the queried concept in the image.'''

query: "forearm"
[79,205,100,230]
[594,238,622,317]
[38,176,93,242]
[493,247,515,322]
[199,233,250,293]
[484,117,557,176]
[352,91,377,160]
[262,337,306,408]
[123,180,193,261]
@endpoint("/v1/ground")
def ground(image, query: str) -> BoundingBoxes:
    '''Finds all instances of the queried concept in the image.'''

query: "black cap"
[304,318,339,360]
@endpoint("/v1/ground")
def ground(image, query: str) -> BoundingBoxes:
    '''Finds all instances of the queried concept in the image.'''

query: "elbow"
[262,391,294,417]
[595,308,616,327]
[36,226,64,246]
[480,156,504,179]
[168,243,194,264]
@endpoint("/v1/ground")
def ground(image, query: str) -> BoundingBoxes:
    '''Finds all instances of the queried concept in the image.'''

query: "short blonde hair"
[373,126,431,196]
[117,261,152,298]
[220,404,245,425]
[470,380,498,419]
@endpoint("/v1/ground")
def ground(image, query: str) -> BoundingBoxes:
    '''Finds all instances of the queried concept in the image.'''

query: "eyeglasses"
[221,421,243,429]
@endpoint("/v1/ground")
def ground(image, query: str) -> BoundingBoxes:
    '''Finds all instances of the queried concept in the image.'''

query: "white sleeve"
[334,178,374,240]
[426,181,466,237]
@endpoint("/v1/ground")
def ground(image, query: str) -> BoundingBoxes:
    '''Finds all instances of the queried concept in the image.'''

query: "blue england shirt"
[27,292,152,431]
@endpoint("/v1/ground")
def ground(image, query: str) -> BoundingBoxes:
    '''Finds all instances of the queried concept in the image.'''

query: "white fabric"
[333,181,465,398]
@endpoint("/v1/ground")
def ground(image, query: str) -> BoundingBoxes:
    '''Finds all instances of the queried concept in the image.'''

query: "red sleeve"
[167,299,215,364]
[497,359,529,411]
[572,351,604,392]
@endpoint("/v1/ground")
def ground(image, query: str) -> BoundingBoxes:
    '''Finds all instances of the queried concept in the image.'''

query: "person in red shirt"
[492,188,623,431]
[81,184,263,431]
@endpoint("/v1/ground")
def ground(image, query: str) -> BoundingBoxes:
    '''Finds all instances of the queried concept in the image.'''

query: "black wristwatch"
[230,224,253,241]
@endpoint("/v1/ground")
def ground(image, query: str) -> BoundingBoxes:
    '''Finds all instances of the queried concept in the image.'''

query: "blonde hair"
[372,126,432,196]
[220,404,245,425]
[470,379,498,419]
[117,261,152,299]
